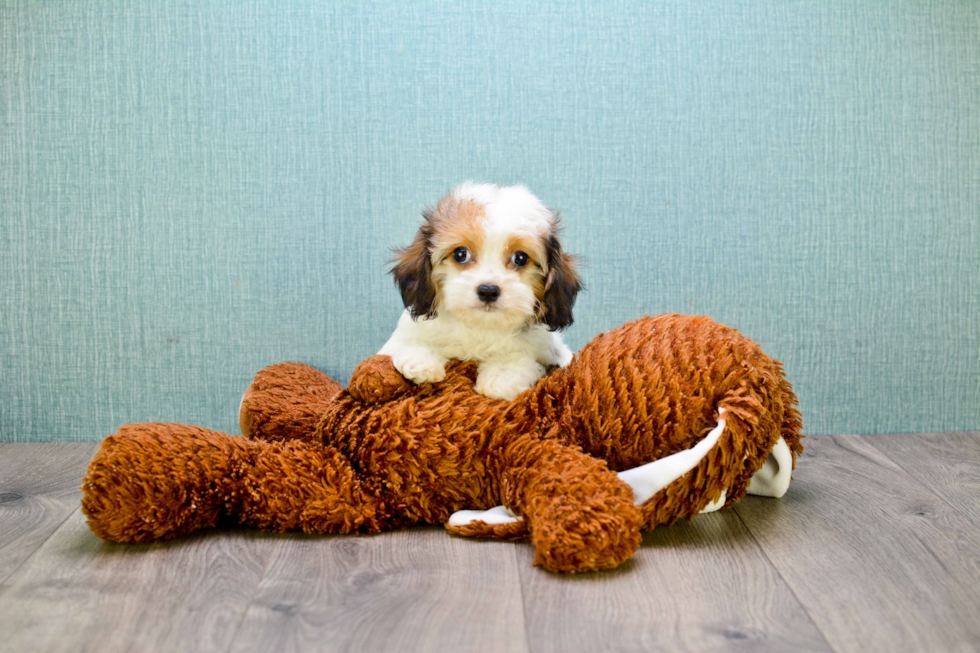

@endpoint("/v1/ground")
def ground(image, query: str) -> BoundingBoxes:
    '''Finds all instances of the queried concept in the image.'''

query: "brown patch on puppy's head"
[426,198,486,266]
[391,197,489,320]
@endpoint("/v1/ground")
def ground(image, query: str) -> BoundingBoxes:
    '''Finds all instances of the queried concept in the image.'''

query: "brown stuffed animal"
[81,314,802,573]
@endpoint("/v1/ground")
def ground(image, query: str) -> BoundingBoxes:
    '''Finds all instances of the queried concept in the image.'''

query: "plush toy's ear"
[391,216,437,320]
[541,233,581,331]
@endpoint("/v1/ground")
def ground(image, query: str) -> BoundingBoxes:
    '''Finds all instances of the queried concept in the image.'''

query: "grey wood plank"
[0,442,99,584]
[517,510,831,653]
[733,435,980,653]
[0,510,275,653]
[229,526,529,653]
[866,432,980,529]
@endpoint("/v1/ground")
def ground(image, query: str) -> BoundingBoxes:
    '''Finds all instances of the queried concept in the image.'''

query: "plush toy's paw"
[348,355,415,404]
[82,424,246,543]
[446,505,529,540]
[391,347,447,385]
[530,499,643,573]
[475,358,546,401]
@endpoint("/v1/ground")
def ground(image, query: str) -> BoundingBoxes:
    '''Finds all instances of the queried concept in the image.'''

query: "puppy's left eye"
[453,247,470,264]
[511,251,529,268]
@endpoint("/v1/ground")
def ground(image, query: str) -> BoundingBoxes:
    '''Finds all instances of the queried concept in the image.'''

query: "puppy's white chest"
[417,316,538,363]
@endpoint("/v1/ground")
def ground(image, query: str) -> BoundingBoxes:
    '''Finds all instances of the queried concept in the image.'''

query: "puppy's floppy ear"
[390,216,437,320]
[542,233,581,331]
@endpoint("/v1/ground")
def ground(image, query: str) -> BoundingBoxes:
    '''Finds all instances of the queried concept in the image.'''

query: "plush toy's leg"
[616,408,747,528]
[472,437,642,573]
[616,406,797,528]
[82,423,390,543]
[240,363,343,442]
[448,413,732,542]
[617,410,728,506]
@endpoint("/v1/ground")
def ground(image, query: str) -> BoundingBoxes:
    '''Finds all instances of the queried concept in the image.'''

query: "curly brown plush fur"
[81,314,802,573]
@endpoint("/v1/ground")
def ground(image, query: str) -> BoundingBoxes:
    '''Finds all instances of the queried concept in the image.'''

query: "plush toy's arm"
[449,436,644,573]
[347,355,417,404]
[82,423,392,543]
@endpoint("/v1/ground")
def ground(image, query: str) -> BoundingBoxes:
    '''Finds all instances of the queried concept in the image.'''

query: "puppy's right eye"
[452,247,470,264]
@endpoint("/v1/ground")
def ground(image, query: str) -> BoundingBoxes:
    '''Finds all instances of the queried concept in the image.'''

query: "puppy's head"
[391,182,581,331]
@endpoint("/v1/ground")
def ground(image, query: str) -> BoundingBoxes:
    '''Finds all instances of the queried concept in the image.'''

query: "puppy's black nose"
[477,283,501,304]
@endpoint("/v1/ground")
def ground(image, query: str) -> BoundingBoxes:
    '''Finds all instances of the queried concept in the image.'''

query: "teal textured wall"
[2,1,978,441]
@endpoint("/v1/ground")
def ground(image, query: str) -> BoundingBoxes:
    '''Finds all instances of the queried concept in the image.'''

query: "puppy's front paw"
[391,347,447,385]
[475,359,546,401]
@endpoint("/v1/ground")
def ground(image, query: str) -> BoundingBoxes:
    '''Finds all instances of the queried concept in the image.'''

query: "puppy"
[379,182,581,400]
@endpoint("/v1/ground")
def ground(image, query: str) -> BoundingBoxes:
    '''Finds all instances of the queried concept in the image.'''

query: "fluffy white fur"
[379,182,579,401]
[379,309,573,399]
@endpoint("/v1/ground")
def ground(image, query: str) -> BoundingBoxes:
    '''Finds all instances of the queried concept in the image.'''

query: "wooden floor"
[1,434,978,653]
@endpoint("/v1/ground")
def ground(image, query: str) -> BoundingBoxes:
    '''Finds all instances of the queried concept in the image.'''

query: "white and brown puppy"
[379,182,581,400]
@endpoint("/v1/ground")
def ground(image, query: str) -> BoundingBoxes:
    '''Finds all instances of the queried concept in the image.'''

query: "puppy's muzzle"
[476,283,501,304]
